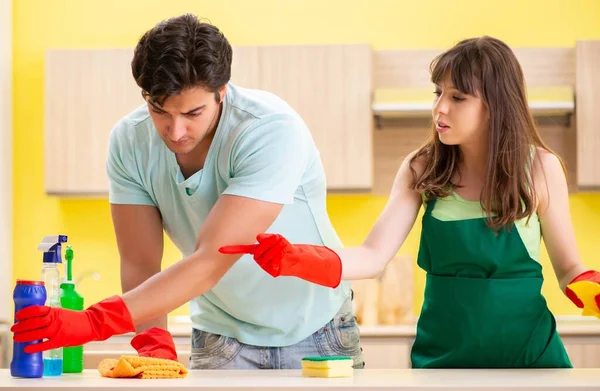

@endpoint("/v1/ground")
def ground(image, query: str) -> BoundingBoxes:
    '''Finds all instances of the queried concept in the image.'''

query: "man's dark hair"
[131,14,232,105]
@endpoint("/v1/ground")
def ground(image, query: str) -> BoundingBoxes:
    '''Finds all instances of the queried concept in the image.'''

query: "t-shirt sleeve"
[105,120,156,206]
[222,115,313,205]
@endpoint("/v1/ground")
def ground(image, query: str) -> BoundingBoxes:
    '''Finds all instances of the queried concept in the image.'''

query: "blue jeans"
[189,295,365,369]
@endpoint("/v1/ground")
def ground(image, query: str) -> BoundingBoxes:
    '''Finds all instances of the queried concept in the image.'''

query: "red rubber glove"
[219,233,342,288]
[11,295,135,354]
[131,327,178,361]
[565,270,600,309]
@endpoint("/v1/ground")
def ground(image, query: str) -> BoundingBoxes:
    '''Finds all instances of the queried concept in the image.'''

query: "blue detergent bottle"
[38,234,68,376]
[10,280,47,378]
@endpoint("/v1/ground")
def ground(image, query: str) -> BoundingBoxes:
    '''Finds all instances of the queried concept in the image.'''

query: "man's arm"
[104,119,169,333]
[121,194,282,325]
[11,193,285,354]
[111,204,165,332]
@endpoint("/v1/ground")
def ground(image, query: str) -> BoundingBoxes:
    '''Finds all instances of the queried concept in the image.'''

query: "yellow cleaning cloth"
[301,356,353,378]
[567,280,600,318]
[98,355,188,379]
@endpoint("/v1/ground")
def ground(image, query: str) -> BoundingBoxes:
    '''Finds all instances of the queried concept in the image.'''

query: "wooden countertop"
[2,368,600,390]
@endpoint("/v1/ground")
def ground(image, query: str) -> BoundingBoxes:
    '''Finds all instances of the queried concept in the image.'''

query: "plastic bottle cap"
[16,280,45,286]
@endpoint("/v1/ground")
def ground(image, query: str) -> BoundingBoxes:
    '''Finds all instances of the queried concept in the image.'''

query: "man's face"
[147,85,227,155]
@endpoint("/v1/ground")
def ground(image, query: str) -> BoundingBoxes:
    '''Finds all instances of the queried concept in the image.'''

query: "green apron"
[410,197,572,368]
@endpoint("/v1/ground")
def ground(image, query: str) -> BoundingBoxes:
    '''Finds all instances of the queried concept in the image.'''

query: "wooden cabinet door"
[238,45,373,190]
[44,45,373,195]
[576,41,600,189]
[44,49,140,195]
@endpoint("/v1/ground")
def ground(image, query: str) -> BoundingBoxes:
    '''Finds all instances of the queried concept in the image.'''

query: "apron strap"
[424,196,438,216]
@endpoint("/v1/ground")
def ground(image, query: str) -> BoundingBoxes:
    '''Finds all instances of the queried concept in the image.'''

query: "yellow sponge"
[567,280,600,318]
[302,367,354,378]
[301,356,353,378]
[98,355,188,379]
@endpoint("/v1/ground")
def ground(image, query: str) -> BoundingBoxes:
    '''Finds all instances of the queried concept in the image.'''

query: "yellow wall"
[12,0,600,318]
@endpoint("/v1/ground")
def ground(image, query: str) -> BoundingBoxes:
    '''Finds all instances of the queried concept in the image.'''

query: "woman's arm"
[534,148,587,291]
[335,151,424,279]
[219,151,425,282]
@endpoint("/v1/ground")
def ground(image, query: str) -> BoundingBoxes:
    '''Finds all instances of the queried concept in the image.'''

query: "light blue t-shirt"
[106,83,351,347]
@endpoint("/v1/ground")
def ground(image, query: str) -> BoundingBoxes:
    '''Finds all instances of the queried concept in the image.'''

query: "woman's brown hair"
[410,36,564,231]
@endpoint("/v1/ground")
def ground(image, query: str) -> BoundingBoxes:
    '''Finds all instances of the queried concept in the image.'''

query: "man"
[11,13,364,370]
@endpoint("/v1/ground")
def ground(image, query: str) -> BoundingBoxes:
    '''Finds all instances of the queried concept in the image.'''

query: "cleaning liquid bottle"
[38,234,67,377]
[60,245,84,373]
[10,280,46,378]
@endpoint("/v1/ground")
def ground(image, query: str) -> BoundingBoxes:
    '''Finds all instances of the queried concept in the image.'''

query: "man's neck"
[176,132,215,179]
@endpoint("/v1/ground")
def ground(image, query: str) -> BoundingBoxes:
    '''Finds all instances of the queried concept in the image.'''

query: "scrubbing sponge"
[98,355,188,379]
[301,356,353,378]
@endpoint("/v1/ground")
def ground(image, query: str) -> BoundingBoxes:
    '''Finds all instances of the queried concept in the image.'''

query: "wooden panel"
[564,343,586,367]
[258,46,344,187]
[373,118,430,195]
[581,344,600,368]
[513,48,575,88]
[374,47,575,89]
[44,49,141,195]
[576,41,600,189]
[342,46,374,190]
[44,45,373,195]
[360,338,412,369]
[255,45,373,189]
[562,336,600,368]
[537,116,577,192]
[0,325,8,368]
[230,46,260,89]
[374,50,441,90]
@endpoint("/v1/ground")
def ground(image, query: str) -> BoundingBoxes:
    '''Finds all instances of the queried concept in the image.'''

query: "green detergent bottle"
[59,246,84,373]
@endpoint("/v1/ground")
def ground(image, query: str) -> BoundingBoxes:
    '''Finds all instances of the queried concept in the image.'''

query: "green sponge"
[301,356,354,377]
[302,356,352,362]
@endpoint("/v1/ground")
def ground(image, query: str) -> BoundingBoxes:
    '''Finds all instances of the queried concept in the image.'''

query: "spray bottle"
[60,245,84,373]
[38,234,67,376]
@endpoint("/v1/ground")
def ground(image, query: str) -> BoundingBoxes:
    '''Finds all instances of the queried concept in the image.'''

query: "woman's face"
[432,75,489,147]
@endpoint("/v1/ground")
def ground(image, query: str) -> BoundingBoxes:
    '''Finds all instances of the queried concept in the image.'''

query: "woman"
[220,36,599,368]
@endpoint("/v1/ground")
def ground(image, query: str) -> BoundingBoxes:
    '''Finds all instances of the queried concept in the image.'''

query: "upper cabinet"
[230,45,373,190]
[369,43,600,194]
[44,49,140,196]
[44,41,600,196]
[576,41,600,190]
[44,45,373,196]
